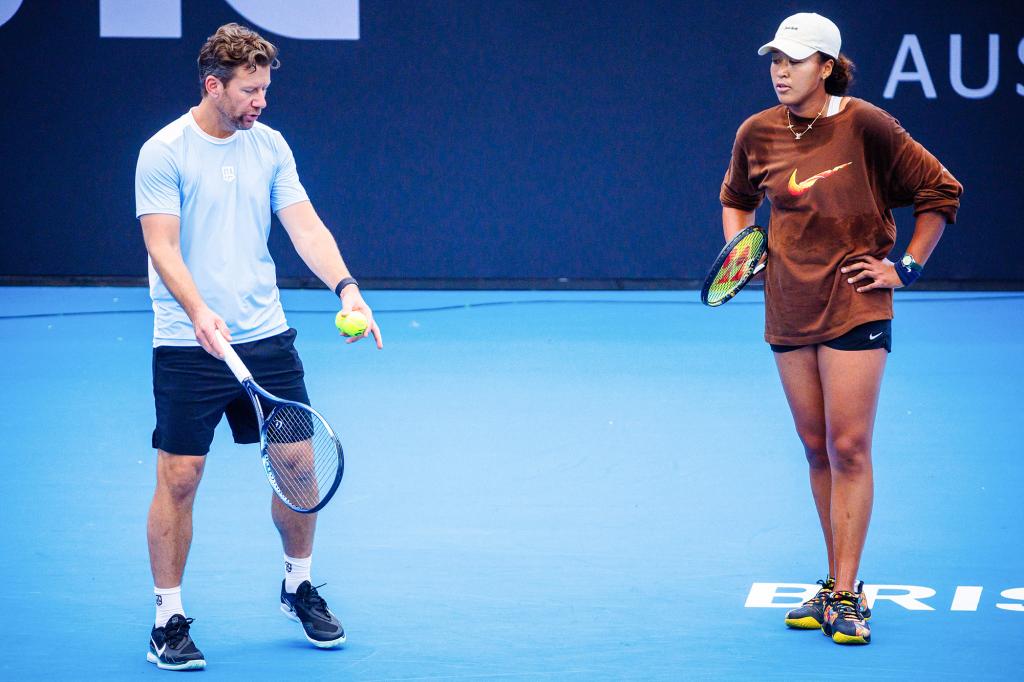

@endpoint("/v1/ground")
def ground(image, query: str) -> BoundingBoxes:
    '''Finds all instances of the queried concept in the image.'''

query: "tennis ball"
[335,310,368,337]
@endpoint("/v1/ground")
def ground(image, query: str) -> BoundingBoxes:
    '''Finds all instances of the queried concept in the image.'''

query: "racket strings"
[263,404,341,511]
[706,230,766,305]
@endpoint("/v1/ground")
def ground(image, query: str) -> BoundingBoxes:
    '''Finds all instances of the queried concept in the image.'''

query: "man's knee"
[157,452,206,501]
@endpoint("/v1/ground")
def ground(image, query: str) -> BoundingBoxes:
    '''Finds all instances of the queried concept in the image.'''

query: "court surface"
[1,286,1021,680]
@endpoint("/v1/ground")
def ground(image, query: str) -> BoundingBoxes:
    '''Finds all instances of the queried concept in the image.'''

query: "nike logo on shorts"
[869,332,884,341]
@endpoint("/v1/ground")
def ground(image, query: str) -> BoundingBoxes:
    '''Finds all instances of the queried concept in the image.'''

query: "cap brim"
[757,38,817,60]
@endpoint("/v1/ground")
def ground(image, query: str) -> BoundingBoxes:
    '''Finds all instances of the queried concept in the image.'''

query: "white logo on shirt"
[222,166,236,182]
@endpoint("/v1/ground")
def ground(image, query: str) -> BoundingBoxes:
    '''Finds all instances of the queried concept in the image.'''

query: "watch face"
[901,255,914,266]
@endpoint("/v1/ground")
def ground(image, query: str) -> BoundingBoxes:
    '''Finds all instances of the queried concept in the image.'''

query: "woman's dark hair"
[821,52,855,95]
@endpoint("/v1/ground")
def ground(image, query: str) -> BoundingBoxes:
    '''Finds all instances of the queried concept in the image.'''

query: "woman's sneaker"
[822,587,872,645]
[784,576,835,629]
[147,614,206,671]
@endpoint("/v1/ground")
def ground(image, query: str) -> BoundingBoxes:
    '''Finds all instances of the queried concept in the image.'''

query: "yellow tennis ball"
[335,310,368,337]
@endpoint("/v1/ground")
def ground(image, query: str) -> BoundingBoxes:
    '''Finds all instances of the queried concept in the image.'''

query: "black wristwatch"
[334,277,359,297]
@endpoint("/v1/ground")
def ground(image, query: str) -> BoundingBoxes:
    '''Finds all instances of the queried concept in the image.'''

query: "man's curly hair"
[197,23,279,96]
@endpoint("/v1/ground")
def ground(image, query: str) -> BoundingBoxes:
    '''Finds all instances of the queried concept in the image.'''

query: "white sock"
[284,554,312,593]
[154,586,183,627]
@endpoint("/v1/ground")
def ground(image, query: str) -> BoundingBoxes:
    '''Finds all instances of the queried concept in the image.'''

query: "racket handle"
[213,330,252,383]
[753,260,766,275]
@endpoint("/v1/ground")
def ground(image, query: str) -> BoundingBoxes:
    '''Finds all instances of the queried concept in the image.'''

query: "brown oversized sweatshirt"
[720,97,963,345]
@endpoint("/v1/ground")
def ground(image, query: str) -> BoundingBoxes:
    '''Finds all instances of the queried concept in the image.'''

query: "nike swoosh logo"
[788,162,853,196]
[869,332,883,340]
[153,639,166,657]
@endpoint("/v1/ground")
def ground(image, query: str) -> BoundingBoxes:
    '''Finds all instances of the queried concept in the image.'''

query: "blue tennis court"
[1,286,1021,680]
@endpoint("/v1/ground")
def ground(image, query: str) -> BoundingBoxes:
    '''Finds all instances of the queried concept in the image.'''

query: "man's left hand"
[339,286,383,349]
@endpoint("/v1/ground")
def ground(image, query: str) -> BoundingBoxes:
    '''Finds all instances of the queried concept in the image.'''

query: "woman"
[720,13,962,645]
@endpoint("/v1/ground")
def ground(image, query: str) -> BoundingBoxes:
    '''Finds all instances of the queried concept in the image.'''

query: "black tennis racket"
[700,225,767,307]
[214,331,344,513]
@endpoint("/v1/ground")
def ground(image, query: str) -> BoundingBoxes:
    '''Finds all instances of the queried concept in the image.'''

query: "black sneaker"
[280,581,346,648]
[147,614,206,671]
[784,576,835,629]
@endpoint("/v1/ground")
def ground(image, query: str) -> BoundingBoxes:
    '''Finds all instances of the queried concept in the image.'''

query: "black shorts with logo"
[151,328,309,455]
[770,319,892,354]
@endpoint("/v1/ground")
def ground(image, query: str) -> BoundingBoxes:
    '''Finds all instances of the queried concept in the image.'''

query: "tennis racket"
[700,225,767,307]
[214,331,344,513]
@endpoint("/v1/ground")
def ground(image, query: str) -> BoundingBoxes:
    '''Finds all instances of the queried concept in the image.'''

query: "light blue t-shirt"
[135,110,309,346]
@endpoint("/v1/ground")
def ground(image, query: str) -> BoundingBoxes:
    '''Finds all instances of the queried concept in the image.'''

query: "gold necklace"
[786,96,829,140]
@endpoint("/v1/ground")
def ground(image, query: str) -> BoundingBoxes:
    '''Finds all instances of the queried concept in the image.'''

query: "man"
[135,23,382,671]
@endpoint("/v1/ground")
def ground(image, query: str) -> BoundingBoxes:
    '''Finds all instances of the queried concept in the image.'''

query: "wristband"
[895,254,923,287]
[334,277,359,297]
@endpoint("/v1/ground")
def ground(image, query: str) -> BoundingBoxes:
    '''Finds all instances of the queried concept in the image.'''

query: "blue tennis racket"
[215,331,344,513]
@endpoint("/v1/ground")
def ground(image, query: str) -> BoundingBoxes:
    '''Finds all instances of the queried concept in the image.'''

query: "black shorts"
[770,319,892,354]
[152,328,309,455]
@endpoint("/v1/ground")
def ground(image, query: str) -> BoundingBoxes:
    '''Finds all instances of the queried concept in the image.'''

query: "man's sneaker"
[785,576,835,629]
[822,586,872,645]
[280,580,346,648]
[147,614,206,671]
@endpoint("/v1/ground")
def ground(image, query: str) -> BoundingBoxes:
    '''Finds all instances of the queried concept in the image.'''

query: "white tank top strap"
[826,94,842,117]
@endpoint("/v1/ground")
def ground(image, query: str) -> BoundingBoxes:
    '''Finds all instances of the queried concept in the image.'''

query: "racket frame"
[700,225,767,307]
[214,331,344,514]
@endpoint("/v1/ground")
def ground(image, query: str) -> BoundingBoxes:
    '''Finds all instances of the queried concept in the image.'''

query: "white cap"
[757,13,841,60]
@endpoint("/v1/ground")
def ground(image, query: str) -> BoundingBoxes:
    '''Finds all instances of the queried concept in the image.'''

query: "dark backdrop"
[1,1,1021,285]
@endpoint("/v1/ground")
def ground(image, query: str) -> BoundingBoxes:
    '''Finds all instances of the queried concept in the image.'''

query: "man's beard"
[217,104,252,131]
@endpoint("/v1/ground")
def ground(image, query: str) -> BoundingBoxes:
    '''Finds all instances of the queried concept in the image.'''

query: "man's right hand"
[191,307,231,358]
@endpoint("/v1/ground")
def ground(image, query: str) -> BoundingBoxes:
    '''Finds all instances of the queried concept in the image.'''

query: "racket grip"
[753,260,766,275]
[213,330,252,383]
